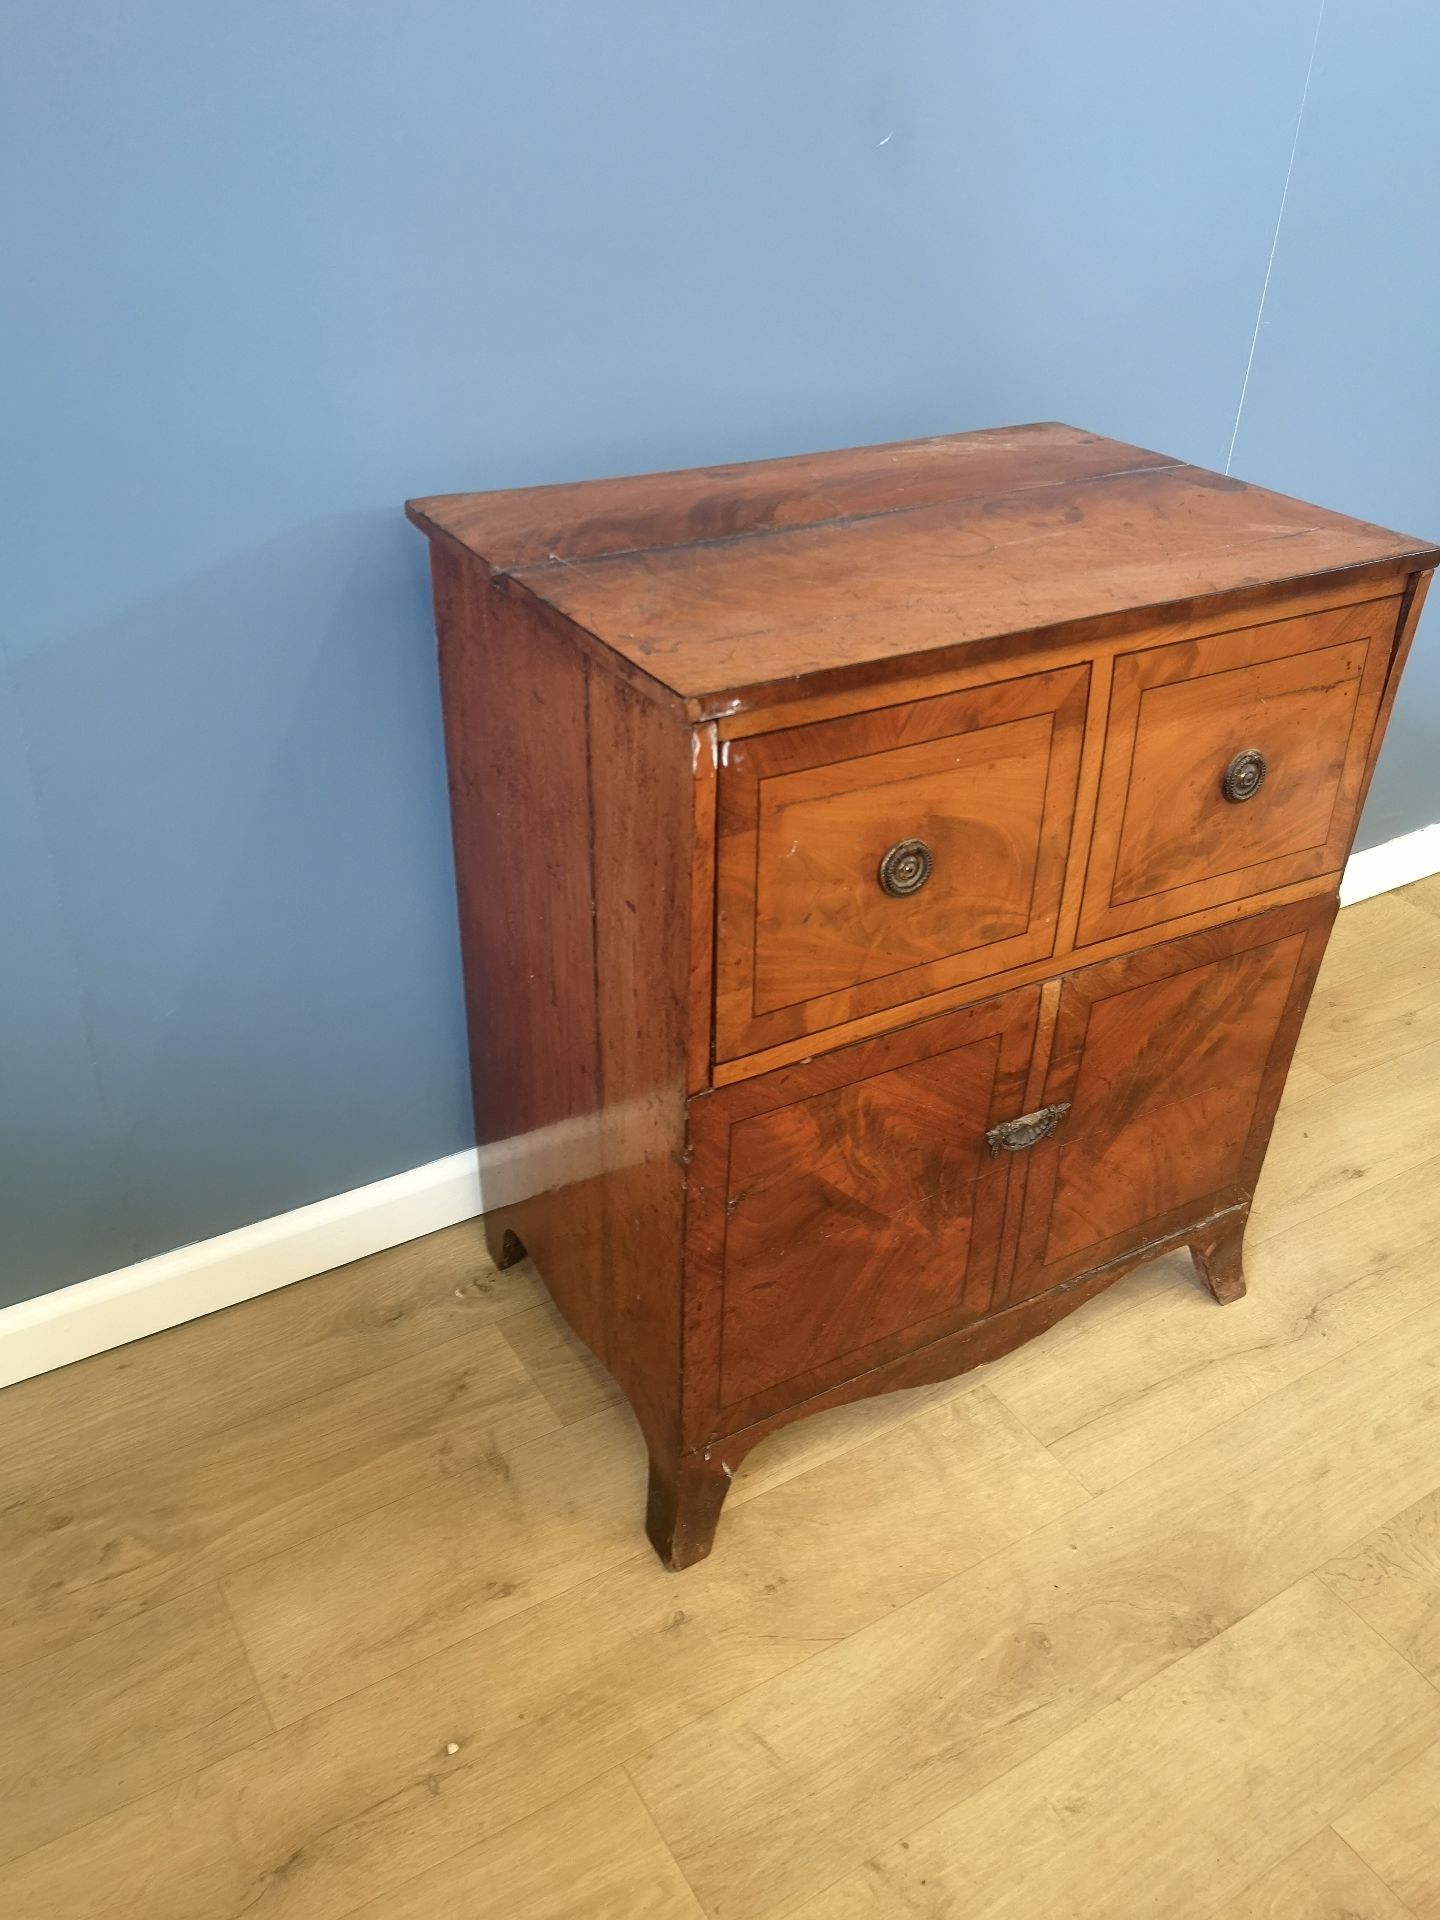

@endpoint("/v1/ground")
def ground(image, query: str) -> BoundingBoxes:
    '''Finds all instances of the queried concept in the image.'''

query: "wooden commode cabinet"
[409,424,1435,1568]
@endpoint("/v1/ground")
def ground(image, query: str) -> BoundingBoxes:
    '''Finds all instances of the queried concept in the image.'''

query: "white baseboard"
[1338,822,1440,906]
[3,821,1437,1392]
[0,1149,482,1390]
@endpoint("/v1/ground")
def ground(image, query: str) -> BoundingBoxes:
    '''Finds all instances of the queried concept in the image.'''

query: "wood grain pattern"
[1215,1829,1417,1920]
[345,1770,706,1920]
[684,1221,1214,1470]
[508,482,1427,719]
[1009,898,1333,1302]
[710,996,1035,1412]
[1338,1741,1440,1919]
[0,1217,530,1513]
[1321,1484,1440,1688]
[992,975,1065,1287]
[585,661,696,1469]
[408,423,1177,572]
[670,989,1043,1559]
[714,664,1087,1057]
[411,426,1436,718]
[630,1287,1440,1920]
[219,1407,649,1726]
[431,545,610,1365]
[1279,1055,1333,1098]
[709,869,1338,1088]
[687,722,719,1093]
[1249,1030,1440,1246]
[0,1586,269,1866]
[749,714,1054,1006]
[993,1148,1440,1494]
[780,1580,1438,1920]
[0,1324,554,1675]
[432,539,703,1550]
[1079,595,1398,942]
[711,571,1421,741]
[1297,886,1440,1083]
[1352,566,1433,826]
[499,1297,625,1427]
[0,1387,1081,1920]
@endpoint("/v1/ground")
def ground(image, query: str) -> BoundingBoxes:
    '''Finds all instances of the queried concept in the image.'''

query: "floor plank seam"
[0,1594,276,1877]
[1245,1134,1440,1247]
[0,1312,549,1530]
[1039,1237,1440,1487]
[1328,1827,1424,1920]
[617,1770,711,1920]
[0,1559,221,1691]
[714,1573,1437,1920]
[218,1379,1070,1743]
[1031,1277,1440,1505]
[1319,1570,1440,1706]
[217,1580,279,1738]
[970,1381,1098,1501]
[202,1400,629,1665]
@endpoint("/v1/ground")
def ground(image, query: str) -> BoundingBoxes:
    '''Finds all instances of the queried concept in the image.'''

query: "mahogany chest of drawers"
[409,424,1436,1568]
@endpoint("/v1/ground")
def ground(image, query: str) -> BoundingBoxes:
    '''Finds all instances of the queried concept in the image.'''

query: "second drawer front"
[714,664,1089,1060]
[1078,595,1398,944]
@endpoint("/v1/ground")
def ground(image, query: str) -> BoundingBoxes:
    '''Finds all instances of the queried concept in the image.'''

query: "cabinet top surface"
[407,423,1437,710]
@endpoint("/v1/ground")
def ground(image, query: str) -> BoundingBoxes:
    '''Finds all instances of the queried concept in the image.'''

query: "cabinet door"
[1004,898,1334,1306]
[686,986,1040,1441]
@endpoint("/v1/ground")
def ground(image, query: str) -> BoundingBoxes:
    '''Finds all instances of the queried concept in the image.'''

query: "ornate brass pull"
[878,838,933,897]
[1221,748,1267,803]
[986,1101,1071,1156]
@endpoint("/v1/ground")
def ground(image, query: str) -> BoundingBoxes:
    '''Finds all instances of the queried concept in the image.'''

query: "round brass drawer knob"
[878,838,933,897]
[1221,749,1267,804]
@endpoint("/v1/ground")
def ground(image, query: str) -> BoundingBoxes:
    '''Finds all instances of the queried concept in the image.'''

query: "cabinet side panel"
[587,667,696,1460]
[430,548,607,1354]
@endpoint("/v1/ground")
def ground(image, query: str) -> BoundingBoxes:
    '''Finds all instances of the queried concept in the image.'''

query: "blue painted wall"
[2,1,1435,1306]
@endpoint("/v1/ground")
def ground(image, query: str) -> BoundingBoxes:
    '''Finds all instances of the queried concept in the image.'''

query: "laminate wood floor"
[5,881,1440,1919]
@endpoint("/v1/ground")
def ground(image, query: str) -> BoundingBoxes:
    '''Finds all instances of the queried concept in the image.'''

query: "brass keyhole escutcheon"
[878,838,933,897]
[1221,748,1267,803]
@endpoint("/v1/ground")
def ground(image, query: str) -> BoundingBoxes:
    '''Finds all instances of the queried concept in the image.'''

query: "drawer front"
[715,664,1089,1060]
[685,987,1039,1439]
[1078,596,1398,944]
[1005,898,1334,1304]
